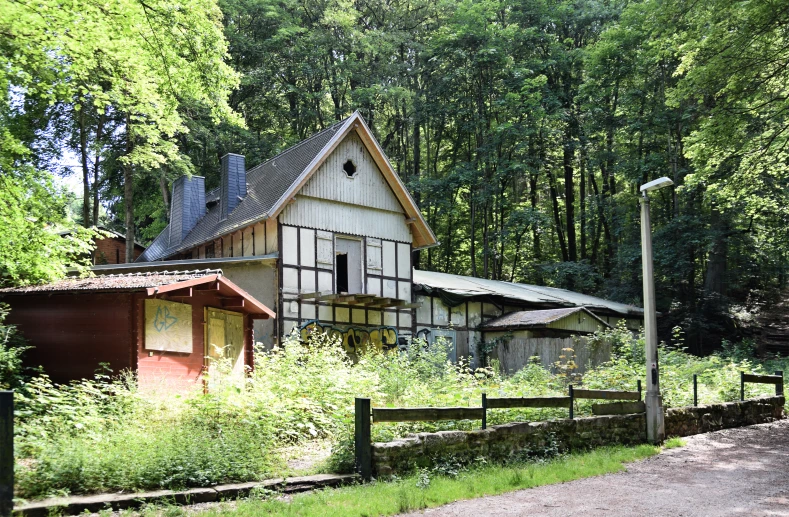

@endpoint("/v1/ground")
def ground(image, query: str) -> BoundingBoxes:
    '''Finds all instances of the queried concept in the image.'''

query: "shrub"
[0,303,33,389]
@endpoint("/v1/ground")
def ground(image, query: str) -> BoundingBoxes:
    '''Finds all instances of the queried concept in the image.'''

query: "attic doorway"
[335,237,362,294]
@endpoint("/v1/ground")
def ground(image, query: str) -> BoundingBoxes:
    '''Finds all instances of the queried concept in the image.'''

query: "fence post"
[637,379,642,401]
[776,371,784,397]
[740,371,745,401]
[568,385,574,420]
[0,391,12,517]
[693,374,698,407]
[354,397,372,481]
[481,393,487,430]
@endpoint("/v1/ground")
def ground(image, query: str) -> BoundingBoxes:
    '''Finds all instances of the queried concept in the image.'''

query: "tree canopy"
[2,0,787,348]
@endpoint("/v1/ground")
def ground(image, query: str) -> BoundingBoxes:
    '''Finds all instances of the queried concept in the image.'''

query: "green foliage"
[13,328,787,499]
[663,437,686,450]
[0,169,95,286]
[141,445,661,517]
[0,304,33,389]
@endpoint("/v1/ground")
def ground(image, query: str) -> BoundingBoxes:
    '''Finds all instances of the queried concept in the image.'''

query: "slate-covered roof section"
[137,119,349,262]
[482,307,611,330]
[0,270,224,293]
[412,269,643,317]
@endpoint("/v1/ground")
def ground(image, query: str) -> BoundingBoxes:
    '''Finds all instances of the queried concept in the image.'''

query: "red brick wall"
[4,293,135,384]
[93,237,143,265]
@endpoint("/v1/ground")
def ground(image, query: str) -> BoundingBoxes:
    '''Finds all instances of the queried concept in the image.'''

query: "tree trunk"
[549,170,568,262]
[580,143,587,260]
[159,171,171,221]
[78,106,91,226]
[564,127,577,262]
[704,207,728,301]
[92,108,106,226]
[124,114,135,263]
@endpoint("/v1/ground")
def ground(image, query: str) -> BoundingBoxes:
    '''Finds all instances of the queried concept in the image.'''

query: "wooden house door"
[205,308,245,377]
[335,237,363,294]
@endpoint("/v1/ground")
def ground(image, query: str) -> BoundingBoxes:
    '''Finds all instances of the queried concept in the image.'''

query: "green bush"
[0,303,33,390]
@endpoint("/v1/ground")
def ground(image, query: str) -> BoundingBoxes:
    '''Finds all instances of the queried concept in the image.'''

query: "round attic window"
[343,159,357,178]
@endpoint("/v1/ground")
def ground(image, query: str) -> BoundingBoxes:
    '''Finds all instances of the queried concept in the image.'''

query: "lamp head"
[640,177,674,194]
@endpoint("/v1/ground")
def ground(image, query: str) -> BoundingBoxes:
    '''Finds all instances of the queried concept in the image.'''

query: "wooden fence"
[740,371,783,401]
[355,381,642,480]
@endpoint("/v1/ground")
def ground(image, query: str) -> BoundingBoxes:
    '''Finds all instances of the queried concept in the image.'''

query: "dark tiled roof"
[137,119,349,262]
[0,270,223,294]
[482,307,609,330]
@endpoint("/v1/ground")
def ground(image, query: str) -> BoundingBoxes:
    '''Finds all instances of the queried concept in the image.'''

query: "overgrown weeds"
[7,321,787,500]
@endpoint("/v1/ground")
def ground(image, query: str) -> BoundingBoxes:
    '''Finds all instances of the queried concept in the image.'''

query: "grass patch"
[144,444,660,517]
[663,437,686,449]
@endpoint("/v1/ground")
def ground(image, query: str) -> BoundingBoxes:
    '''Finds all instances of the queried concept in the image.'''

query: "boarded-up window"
[145,299,193,353]
[317,231,333,269]
[366,238,382,272]
[206,308,245,375]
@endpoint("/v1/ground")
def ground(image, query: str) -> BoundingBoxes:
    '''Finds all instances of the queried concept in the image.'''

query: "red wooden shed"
[0,270,275,391]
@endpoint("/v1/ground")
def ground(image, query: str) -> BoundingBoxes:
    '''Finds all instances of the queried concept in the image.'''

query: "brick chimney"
[220,153,247,220]
[169,175,206,247]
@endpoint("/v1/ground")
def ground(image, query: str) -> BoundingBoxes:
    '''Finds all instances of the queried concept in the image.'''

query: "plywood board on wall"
[144,299,193,353]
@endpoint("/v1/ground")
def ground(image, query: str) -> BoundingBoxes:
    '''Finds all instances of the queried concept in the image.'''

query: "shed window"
[343,159,356,178]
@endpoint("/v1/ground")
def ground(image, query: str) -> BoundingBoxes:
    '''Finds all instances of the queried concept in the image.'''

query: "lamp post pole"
[640,179,670,444]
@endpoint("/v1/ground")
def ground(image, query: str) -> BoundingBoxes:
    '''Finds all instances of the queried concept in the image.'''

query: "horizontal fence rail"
[740,371,784,401]
[372,407,484,423]
[485,396,571,409]
[571,389,641,401]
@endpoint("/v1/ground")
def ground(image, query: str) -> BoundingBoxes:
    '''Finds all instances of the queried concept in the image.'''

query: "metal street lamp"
[639,176,672,443]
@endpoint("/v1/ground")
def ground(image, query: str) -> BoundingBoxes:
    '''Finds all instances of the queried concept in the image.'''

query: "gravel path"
[403,419,789,517]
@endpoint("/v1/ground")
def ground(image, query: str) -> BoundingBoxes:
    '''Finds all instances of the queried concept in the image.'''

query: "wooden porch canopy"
[147,273,275,318]
[297,291,421,309]
[1,269,275,319]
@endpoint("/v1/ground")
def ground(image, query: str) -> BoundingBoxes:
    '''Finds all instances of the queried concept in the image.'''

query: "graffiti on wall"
[144,299,192,353]
[299,320,398,354]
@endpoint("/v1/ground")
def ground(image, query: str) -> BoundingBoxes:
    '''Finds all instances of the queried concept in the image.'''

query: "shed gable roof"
[137,112,436,262]
[482,307,611,331]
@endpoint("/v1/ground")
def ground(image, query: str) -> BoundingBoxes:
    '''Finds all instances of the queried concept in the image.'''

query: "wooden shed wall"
[135,292,254,392]
[485,332,612,375]
[4,292,135,384]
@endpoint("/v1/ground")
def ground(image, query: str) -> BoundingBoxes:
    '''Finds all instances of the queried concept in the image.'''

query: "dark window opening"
[205,243,215,258]
[115,248,120,264]
[336,253,349,293]
[343,159,356,178]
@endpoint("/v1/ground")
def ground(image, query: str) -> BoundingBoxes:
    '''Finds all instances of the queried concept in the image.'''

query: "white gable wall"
[277,129,416,349]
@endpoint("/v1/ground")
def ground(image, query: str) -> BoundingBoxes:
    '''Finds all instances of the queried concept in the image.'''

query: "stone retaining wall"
[665,395,784,436]
[371,396,784,477]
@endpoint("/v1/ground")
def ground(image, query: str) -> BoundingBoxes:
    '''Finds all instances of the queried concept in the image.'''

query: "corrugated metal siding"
[299,132,404,213]
[281,195,412,242]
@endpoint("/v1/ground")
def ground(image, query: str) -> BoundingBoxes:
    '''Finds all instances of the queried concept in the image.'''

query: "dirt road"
[403,419,789,517]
